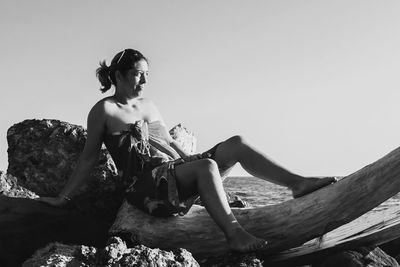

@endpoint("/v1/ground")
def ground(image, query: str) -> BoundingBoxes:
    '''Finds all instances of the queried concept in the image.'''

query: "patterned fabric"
[103,120,215,217]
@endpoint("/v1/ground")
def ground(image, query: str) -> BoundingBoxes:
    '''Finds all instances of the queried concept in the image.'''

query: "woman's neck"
[113,89,141,105]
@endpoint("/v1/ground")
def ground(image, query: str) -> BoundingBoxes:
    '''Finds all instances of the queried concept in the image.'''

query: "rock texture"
[200,253,264,267]
[22,236,199,267]
[7,119,122,221]
[314,246,399,267]
[0,171,38,198]
[169,123,197,155]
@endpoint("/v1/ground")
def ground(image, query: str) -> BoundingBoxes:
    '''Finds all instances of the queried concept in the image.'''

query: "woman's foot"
[227,227,268,252]
[292,177,338,198]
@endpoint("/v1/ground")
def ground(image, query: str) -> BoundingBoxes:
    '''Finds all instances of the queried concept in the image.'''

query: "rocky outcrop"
[314,246,399,267]
[7,119,122,221]
[22,236,199,267]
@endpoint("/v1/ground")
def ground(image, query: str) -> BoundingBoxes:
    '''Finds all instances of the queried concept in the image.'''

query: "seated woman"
[38,48,336,252]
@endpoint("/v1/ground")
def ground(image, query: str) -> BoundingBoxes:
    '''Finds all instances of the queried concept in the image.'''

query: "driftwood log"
[110,146,400,258]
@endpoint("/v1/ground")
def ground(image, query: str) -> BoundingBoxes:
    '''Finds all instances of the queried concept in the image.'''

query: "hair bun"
[96,60,112,93]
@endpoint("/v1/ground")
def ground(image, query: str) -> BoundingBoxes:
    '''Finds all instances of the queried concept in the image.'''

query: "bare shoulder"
[90,97,116,116]
[86,97,117,130]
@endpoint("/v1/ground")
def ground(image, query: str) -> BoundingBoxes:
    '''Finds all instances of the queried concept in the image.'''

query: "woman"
[38,49,336,252]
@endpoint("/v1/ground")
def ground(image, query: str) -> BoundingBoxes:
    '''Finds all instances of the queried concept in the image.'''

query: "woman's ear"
[115,70,122,83]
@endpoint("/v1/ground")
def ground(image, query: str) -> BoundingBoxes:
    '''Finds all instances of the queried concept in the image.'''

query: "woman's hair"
[96,49,148,93]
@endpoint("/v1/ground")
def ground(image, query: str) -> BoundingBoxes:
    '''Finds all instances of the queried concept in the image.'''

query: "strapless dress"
[103,120,221,217]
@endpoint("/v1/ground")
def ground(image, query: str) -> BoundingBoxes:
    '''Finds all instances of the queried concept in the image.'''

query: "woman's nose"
[140,74,147,84]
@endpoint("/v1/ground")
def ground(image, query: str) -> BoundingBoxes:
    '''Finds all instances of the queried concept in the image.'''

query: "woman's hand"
[35,196,69,207]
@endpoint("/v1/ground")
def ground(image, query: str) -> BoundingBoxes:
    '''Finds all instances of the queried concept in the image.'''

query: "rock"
[199,253,264,267]
[0,171,38,198]
[21,242,84,267]
[194,191,249,208]
[22,236,200,267]
[314,246,399,267]
[226,191,249,208]
[169,123,197,155]
[7,119,122,221]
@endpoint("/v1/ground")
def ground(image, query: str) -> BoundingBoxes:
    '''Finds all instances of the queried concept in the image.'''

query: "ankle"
[286,175,306,191]
[224,223,244,239]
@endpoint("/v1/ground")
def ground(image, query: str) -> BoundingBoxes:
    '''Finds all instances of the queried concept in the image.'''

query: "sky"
[1,1,400,177]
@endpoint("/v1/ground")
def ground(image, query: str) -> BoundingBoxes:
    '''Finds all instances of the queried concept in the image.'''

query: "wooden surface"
[266,204,400,264]
[110,146,400,257]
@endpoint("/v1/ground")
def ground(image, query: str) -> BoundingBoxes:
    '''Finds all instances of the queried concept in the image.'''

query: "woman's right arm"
[37,102,107,206]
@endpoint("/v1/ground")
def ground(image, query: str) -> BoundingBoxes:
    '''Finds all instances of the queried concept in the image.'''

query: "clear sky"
[1,1,400,177]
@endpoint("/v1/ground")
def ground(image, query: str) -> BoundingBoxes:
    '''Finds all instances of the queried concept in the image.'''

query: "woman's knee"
[196,158,219,174]
[226,135,247,150]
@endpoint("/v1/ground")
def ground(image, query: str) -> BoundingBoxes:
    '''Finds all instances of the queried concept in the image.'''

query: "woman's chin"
[130,88,143,97]
[136,86,144,94]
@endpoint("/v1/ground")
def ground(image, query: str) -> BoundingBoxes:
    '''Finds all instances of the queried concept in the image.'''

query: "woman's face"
[126,59,149,94]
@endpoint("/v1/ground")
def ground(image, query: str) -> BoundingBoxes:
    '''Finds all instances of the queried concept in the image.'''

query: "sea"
[223,176,400,211]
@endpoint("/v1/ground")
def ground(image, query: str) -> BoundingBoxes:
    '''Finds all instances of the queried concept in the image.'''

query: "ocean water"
[223,176,400,211]
[224,176,292,206]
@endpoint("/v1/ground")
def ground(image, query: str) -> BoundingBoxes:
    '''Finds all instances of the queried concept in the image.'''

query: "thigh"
[174,160,202,200]
[208,137,241,177]
[175,158,222,200]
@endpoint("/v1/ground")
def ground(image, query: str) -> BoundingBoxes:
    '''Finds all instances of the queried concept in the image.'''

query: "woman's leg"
[212,135,336,198]
[175,158,267,252]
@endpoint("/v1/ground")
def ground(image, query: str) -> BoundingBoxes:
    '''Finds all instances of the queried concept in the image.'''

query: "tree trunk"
[109,146,400,257]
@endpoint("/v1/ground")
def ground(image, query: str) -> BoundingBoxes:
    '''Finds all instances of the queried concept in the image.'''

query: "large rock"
[22,236,199,267]
[169,123,197,154]
[7,119,121,221]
